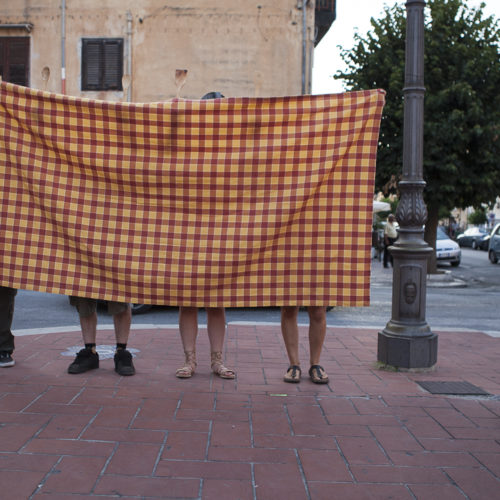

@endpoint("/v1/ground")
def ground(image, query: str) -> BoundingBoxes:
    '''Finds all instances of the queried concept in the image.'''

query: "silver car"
[488,223,500,264]
[436,226,461,267]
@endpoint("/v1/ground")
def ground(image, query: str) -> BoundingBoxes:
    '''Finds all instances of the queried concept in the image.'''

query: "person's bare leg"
[80,312,98,345]
[176,306,198,377]
[206,307,226,352]
[207,307,234,378]
[113,307,131,344]
[307,306,328,382]
[281,306,301,382]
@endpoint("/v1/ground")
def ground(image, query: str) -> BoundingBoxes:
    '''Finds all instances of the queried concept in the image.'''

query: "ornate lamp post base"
[378,331,437,370]
[378,244,437,370]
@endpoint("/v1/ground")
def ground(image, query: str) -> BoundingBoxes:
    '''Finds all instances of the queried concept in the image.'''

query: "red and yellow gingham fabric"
[0,81,385,307]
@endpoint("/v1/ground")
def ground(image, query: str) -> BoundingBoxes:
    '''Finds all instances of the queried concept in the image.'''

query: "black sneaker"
[114,349,135,376]
[67,348,99,374]
[0,351,15,368]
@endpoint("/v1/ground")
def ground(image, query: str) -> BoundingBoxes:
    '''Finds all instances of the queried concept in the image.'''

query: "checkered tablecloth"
[0,82,384,307]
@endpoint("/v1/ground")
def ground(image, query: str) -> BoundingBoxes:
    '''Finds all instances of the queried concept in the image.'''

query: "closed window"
[81,38,123,91]
[0,37,30,86]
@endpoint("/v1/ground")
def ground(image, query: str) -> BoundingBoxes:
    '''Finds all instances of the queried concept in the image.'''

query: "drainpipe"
[301,0,307,94]
[126,10,133,102]
[61,0,66,93]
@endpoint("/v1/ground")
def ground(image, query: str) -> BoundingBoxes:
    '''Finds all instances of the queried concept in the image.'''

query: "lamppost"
[377,0,437,369]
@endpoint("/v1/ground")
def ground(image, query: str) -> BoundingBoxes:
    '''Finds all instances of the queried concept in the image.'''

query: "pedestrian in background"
[0,286,17,367]
[383,214,398,268]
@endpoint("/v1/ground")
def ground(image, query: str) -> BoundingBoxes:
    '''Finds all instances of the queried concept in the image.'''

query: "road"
[10,247,500,336]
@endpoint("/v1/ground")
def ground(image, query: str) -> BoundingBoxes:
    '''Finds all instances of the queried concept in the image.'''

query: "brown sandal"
[284,365,301,383]
[309,365,329,384]
[176,350,197,378]
[211,352,235,379]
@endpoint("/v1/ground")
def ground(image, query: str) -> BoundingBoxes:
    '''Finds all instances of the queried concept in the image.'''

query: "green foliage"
[336,0,500,218]
[468,207,487,225]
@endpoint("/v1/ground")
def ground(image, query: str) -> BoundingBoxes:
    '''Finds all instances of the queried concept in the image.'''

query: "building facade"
[0,0,336,102]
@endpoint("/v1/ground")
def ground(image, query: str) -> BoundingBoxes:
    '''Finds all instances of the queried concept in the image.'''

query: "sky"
[312,0,500,94]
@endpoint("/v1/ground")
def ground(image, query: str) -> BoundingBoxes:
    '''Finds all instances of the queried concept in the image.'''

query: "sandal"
[176,350,197,378]
[284,365,301,383]
[211,352,236,379]
[309,365,329,384]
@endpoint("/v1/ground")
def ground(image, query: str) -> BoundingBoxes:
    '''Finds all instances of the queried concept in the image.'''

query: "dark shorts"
[70,297,129,318]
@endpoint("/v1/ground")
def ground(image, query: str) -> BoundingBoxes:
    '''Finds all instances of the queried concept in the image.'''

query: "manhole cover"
[416,381,490,396]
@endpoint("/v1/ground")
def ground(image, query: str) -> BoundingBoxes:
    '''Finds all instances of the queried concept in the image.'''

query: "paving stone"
[201,479,254,500]
[40,455,107,494]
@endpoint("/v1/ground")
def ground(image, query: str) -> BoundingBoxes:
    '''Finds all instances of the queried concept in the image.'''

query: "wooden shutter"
[0,37,30,86]
[103,40,122,90]
[82,38,123,91]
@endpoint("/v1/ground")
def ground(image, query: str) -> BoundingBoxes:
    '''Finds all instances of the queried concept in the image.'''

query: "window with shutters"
[0,37,30,86]
[81,38,123,91]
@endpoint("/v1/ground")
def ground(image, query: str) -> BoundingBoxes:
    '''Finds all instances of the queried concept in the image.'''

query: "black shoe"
[67,348,99,374]
[114,349,135,376]
[0,351,15,368]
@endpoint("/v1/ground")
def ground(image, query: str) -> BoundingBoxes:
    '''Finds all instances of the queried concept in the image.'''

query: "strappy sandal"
[284,365,301,383]
[176,350,197,378]
[211,351,236,379]
[309,365,329,384]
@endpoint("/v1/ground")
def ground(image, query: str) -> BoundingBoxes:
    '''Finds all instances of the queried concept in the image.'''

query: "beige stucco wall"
[0,0,316,101]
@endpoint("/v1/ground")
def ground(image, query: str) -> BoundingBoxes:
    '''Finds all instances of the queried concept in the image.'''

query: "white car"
[436,226,461,266]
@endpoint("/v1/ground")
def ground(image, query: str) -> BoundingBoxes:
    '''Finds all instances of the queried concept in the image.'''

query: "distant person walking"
[383,214,398,268]
[0,286,17,367]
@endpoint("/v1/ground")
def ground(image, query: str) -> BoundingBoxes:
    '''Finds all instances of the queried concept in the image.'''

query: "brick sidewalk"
[0,324,499,499]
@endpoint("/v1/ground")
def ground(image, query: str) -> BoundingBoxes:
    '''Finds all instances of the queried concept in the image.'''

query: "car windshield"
[464,227,487,236]
[436,227,449,240]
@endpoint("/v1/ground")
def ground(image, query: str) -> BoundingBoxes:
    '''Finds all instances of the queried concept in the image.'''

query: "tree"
[468,207,487,225]
[336,0,500,271]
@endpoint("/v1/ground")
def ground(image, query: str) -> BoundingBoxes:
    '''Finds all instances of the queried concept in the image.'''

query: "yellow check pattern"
[0,82,385,307]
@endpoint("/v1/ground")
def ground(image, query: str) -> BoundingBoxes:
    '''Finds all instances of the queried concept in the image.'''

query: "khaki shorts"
[70,296,129,318]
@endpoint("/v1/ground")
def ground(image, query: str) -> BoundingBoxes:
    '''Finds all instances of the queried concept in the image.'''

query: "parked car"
[436,226,461,266]
[488,223,500,264]
[456,227,489,249]
[131,303,153,314]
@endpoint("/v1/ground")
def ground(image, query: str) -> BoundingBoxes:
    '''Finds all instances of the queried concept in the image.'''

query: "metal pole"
[126,10,133,102]
[377,0,437,369]
[61,0,66,94]
[301,0,307,94]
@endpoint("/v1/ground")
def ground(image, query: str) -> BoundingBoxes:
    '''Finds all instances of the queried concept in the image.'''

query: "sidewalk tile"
[104,442,162,475]
[161,431,209,460]
[0,424,44,452]
[350,464,449,484]
[408,484,468,500]
[308,482,414,500]
[208,445,296,463]
[0,470,47,499]
[39,455,107,494]
[298,449,351,481]
[446,467,500,499]
[156,460,251,480]
[94,475,199,498]
[201,479,253,500]
[211,421,251,447]
[336,436,391,465]
[472,452,500,477]
[253,463,308,500]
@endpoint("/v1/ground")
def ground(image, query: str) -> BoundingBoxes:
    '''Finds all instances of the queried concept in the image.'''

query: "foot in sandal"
[284,365,301,383]
[176,350,197,378]
[309,364,329,384]
[211,351,235,379]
